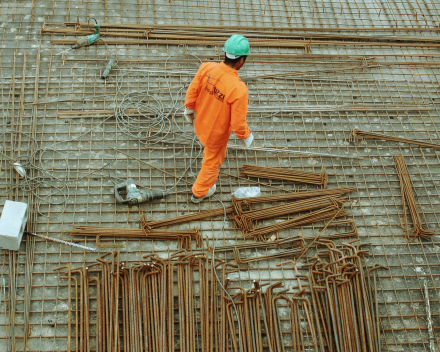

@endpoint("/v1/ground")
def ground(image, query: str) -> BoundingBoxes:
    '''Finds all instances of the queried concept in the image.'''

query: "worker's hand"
[243,132,254,148]
[184,107,195,123]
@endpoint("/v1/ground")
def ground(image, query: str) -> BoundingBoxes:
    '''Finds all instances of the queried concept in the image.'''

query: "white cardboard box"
[0,200,28,251]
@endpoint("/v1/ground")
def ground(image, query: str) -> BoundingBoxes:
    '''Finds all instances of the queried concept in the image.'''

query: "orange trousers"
[192,143,228,197]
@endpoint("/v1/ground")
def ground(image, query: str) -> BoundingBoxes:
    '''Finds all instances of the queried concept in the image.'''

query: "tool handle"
[76,31,100,48]
[126,190,169,205]
[147,191,169,201]
[114,181,128,203]
[75,36,91,48]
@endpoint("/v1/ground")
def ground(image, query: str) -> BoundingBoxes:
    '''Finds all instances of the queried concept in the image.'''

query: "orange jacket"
[185,62,250,147]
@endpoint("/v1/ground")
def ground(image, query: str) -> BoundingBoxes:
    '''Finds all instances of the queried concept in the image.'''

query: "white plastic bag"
[233,187,261,198]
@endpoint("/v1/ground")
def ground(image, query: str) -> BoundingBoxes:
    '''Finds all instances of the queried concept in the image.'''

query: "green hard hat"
[223,34,250,58]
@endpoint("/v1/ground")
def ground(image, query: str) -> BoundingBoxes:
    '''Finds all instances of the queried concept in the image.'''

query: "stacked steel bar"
[69,225,203,249]
[233,247,304,264]
[277,242,382,352]
[230,188,354,241]
[233,187,355,206]
[232,195,346,232]
[55,247,380,351]
[43,23,440,50]
[240,165,328,187]
[214,219,357,251]
[56,251,219,352]
[214,237,305,264]
[213,221,357,263]
[351,129,440,149]
[245,205,349,241]
[223,281,295,352]
[211,237,304,252]
[140,206,234,230]
[394,155,435,240]
[307,242,380,352]
[214,220,358,264]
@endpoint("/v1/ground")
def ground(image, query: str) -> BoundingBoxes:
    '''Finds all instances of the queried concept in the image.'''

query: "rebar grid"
[1,0,440,350]
[2,0,440,28]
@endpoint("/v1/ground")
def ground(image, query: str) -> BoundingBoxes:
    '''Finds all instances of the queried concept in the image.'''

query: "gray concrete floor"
[1,0,440,350]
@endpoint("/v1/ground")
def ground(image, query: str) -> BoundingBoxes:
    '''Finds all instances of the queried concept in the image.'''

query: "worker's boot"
[191,184,216,203]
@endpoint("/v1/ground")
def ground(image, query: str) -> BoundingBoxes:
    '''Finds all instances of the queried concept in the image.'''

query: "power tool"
[57,18,101,55]
[114,178,169,205]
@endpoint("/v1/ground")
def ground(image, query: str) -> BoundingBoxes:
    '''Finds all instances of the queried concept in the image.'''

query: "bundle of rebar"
[55,251,220,352]
[223,281,294,352]
[43,23,440,50]
[213,220,357,263]
[351,129,440,149]
[140,206,234,230]
[224,248,380,352]
[54,247,380,351]
[214,220,357,254]
[233,186,355,206]
[277,242,382,352]
[232,195,346,233]
[212,237,304,263]
[211,236,303,252]
[240,164,328,187]
[309,243,380,352]
[68,225,203,249]
[245,205,349,241]
[233,247,305,264]
[394,155,435,240]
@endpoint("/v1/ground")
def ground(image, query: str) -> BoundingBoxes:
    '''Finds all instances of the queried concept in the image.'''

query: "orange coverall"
[185,62,251,197]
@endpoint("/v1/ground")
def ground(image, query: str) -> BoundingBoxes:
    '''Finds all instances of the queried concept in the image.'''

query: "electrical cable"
[110,53,206,192]
[247,79,289,119]
[0,131,112,217]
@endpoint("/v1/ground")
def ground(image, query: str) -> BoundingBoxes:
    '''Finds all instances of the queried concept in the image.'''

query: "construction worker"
[184,34,254,203]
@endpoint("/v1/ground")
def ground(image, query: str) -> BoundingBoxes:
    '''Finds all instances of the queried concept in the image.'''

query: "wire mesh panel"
[1,0,440,350]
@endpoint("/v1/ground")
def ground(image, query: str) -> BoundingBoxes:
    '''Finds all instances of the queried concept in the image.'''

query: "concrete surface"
[0,0,440,350]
